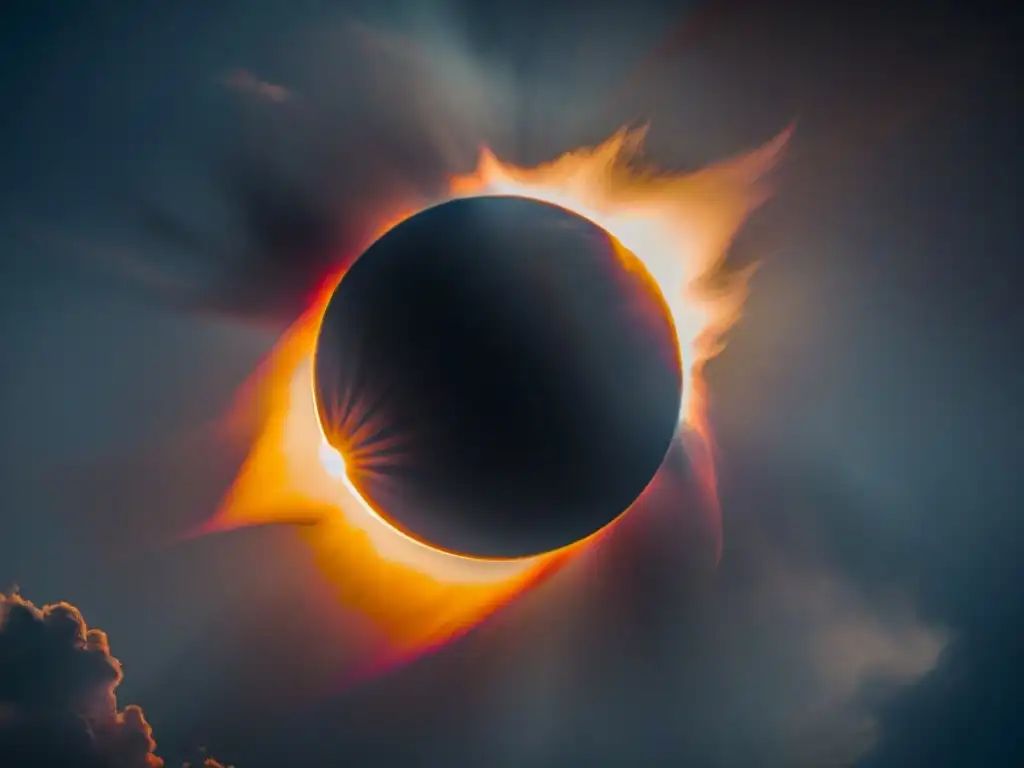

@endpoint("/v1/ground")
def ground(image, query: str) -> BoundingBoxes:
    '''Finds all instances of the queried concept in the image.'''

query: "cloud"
[219,70,292,103]
[0,591,228,768]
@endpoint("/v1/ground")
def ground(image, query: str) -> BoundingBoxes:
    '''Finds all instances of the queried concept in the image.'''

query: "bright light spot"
[319,440,347,479]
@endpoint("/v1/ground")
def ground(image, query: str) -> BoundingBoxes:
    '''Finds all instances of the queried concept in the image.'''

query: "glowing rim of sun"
[307,193,684,565]
[210,127,787,658]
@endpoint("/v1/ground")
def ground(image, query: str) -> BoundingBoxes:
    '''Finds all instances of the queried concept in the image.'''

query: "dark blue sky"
[1,1,1021,766]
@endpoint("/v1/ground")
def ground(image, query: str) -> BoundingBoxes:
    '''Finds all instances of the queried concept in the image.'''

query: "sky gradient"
[1,1,1021,765]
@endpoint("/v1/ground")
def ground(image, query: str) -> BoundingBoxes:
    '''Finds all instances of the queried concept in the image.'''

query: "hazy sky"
[1,1,1021,766]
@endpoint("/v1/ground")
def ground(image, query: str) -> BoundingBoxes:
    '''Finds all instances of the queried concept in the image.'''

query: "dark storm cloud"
[0,591,227,768]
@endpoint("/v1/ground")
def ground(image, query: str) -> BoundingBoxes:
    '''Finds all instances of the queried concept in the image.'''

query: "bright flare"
[208,126,789,662]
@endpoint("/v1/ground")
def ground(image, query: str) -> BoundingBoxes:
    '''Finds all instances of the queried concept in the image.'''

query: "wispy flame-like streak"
[449,125,791,560]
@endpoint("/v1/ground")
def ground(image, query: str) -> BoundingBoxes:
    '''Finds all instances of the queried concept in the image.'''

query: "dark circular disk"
[314,195,682,559]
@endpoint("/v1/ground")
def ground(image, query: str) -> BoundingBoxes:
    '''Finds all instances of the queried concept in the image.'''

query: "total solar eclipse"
[313,195,683,559]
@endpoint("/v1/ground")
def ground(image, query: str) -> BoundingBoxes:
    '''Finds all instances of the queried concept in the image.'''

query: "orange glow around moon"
[205,126,789,663]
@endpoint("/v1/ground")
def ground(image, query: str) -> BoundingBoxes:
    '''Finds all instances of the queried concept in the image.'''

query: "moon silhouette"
[314,195,682,559]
